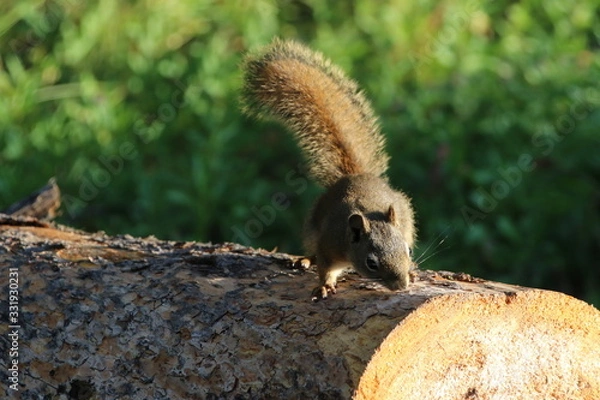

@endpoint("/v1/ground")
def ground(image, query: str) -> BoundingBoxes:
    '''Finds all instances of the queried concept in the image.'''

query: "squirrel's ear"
[349,214,369,242]
[387,205,397,225]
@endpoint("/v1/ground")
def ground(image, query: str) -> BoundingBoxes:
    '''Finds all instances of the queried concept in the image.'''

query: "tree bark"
[1,215,599,399]
[2,177,60,221]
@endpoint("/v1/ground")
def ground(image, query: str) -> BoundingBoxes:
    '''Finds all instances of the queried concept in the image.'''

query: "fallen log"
[2,177,60,221]
[1,215,599,399]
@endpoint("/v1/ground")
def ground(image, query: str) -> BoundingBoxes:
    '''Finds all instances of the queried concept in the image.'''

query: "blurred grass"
[1,0,599,304]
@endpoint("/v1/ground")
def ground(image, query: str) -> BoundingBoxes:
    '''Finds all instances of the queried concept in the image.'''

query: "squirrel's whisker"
[415,225,454,267]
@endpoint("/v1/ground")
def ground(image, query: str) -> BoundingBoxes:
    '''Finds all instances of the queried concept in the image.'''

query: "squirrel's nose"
[384,274,409,291]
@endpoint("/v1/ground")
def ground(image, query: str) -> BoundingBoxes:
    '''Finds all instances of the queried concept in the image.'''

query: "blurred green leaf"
[0,0,598,304]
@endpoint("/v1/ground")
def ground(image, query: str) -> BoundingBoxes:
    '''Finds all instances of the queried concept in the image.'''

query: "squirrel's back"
[241,39,389,187]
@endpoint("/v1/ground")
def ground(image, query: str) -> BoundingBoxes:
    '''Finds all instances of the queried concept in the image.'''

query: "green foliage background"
[1,0,599,303]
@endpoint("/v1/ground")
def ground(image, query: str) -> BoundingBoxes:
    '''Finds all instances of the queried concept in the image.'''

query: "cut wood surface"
[1,214,599,399]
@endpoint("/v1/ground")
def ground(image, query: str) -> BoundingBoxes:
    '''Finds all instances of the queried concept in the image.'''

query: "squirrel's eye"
[366,254,379,271]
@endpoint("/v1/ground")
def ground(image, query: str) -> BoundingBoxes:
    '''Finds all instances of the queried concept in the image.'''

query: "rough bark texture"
[1,215,599,399]
[2,177,60,221]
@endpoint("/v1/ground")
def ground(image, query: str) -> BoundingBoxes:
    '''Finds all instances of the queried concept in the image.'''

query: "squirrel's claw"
[293,257,313,270]
[311,284,336,301]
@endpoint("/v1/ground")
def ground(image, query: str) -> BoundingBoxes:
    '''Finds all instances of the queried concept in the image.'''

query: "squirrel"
[241,39,416,300]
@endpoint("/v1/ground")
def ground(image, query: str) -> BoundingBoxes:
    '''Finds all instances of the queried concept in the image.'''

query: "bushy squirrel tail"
[241,39,389,188]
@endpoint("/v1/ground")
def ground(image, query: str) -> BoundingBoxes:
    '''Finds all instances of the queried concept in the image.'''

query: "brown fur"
[241,39,389,187]
[241,39,416,299]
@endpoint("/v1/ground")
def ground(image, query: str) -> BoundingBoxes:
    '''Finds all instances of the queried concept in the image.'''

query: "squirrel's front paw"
[311,284,336,301]
[293,257,313,270]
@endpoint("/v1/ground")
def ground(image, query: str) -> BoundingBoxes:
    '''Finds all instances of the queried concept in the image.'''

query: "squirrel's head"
[347,205,413,290]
